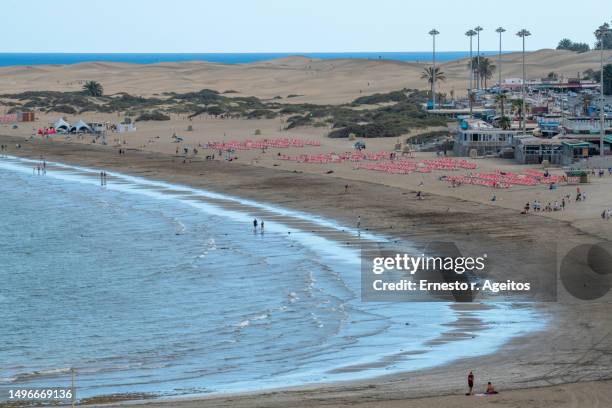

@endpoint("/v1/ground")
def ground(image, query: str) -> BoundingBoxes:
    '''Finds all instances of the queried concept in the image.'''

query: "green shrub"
[135,111,170,121]
[51,105,77,114]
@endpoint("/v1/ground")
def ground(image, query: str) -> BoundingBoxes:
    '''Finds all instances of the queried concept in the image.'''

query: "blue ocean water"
[0,52,504,67]
[0,155,541,401]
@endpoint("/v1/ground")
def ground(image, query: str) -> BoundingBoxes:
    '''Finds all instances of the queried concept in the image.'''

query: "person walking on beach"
[357,216,361,230]
[253,219,258,230]
[260,220,264,232]
[467,371,475,395]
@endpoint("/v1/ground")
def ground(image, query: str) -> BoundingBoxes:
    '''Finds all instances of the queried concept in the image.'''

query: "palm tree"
[83,80,103,97]
[499,116,511,130]
[466,57,495,89]
[478,58,496,89]
[468,91,476,115]
[511,98,524,124]
[467,57,479,82]
[496,93,508,117]
[420,67,446,100]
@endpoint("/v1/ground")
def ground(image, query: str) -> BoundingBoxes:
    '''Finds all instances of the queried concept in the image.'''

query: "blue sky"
[3,0,609,52]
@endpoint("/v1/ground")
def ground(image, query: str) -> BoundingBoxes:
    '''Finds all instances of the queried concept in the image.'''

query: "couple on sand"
[467,371,498,396]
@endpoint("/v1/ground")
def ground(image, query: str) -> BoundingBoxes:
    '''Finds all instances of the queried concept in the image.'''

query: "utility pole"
[474,26,484,90]
[517,29,531,135]
[466,29,477,114]
[429,29,440,110]
[496,27,506,91]
[596,26,610,157]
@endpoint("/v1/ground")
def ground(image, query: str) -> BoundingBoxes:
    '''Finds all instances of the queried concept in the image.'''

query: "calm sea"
[0,155,540,401]
[0,52,503,67]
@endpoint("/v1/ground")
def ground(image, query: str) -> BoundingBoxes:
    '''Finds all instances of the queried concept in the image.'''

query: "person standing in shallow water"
[467,371,474,395]
[253,219,258,230]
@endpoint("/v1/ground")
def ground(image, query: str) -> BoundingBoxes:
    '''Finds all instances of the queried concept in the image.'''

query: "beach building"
[513,134,612,165]
[0,111,34,123]
[16,111,35,122]
[89,122,107,133]
[428,107,494,119]
[514,129,612,165]
[535,115,562,137]
[562,116,612,134]
[513,135,563,164]
[561,133,612,157]
[453,119,520,156]
[501,77,598,93]
[501,78,524,91]
[532,78,599,92]
[560,140,593,164]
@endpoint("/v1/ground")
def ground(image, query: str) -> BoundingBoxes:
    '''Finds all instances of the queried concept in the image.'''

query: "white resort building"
[453,119,521,156]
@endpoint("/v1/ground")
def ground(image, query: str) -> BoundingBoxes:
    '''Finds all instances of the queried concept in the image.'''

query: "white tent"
[53,118,71,132]
[70,119,92,133]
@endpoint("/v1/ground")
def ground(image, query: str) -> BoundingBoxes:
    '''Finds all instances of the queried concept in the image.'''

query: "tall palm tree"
[421,67,446,101]
[83,80,103,97]
[466,57,496,89]
[478,58,496,89]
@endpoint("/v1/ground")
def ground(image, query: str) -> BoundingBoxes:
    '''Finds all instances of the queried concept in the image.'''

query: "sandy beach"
[1,49,610,236]
[2,47,612,407]
[2,133,612,407]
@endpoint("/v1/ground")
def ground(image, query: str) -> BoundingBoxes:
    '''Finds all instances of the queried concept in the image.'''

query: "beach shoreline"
[2,134,612,407]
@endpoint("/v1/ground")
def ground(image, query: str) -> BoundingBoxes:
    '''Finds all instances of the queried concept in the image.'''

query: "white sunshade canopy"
[53,118,71,131]
[71,119,92,132]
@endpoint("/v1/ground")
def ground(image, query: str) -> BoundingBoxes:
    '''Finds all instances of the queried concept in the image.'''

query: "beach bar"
[453,119,519,156]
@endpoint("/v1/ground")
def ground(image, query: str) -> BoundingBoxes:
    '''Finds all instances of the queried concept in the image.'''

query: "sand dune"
[0,49,610,104]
